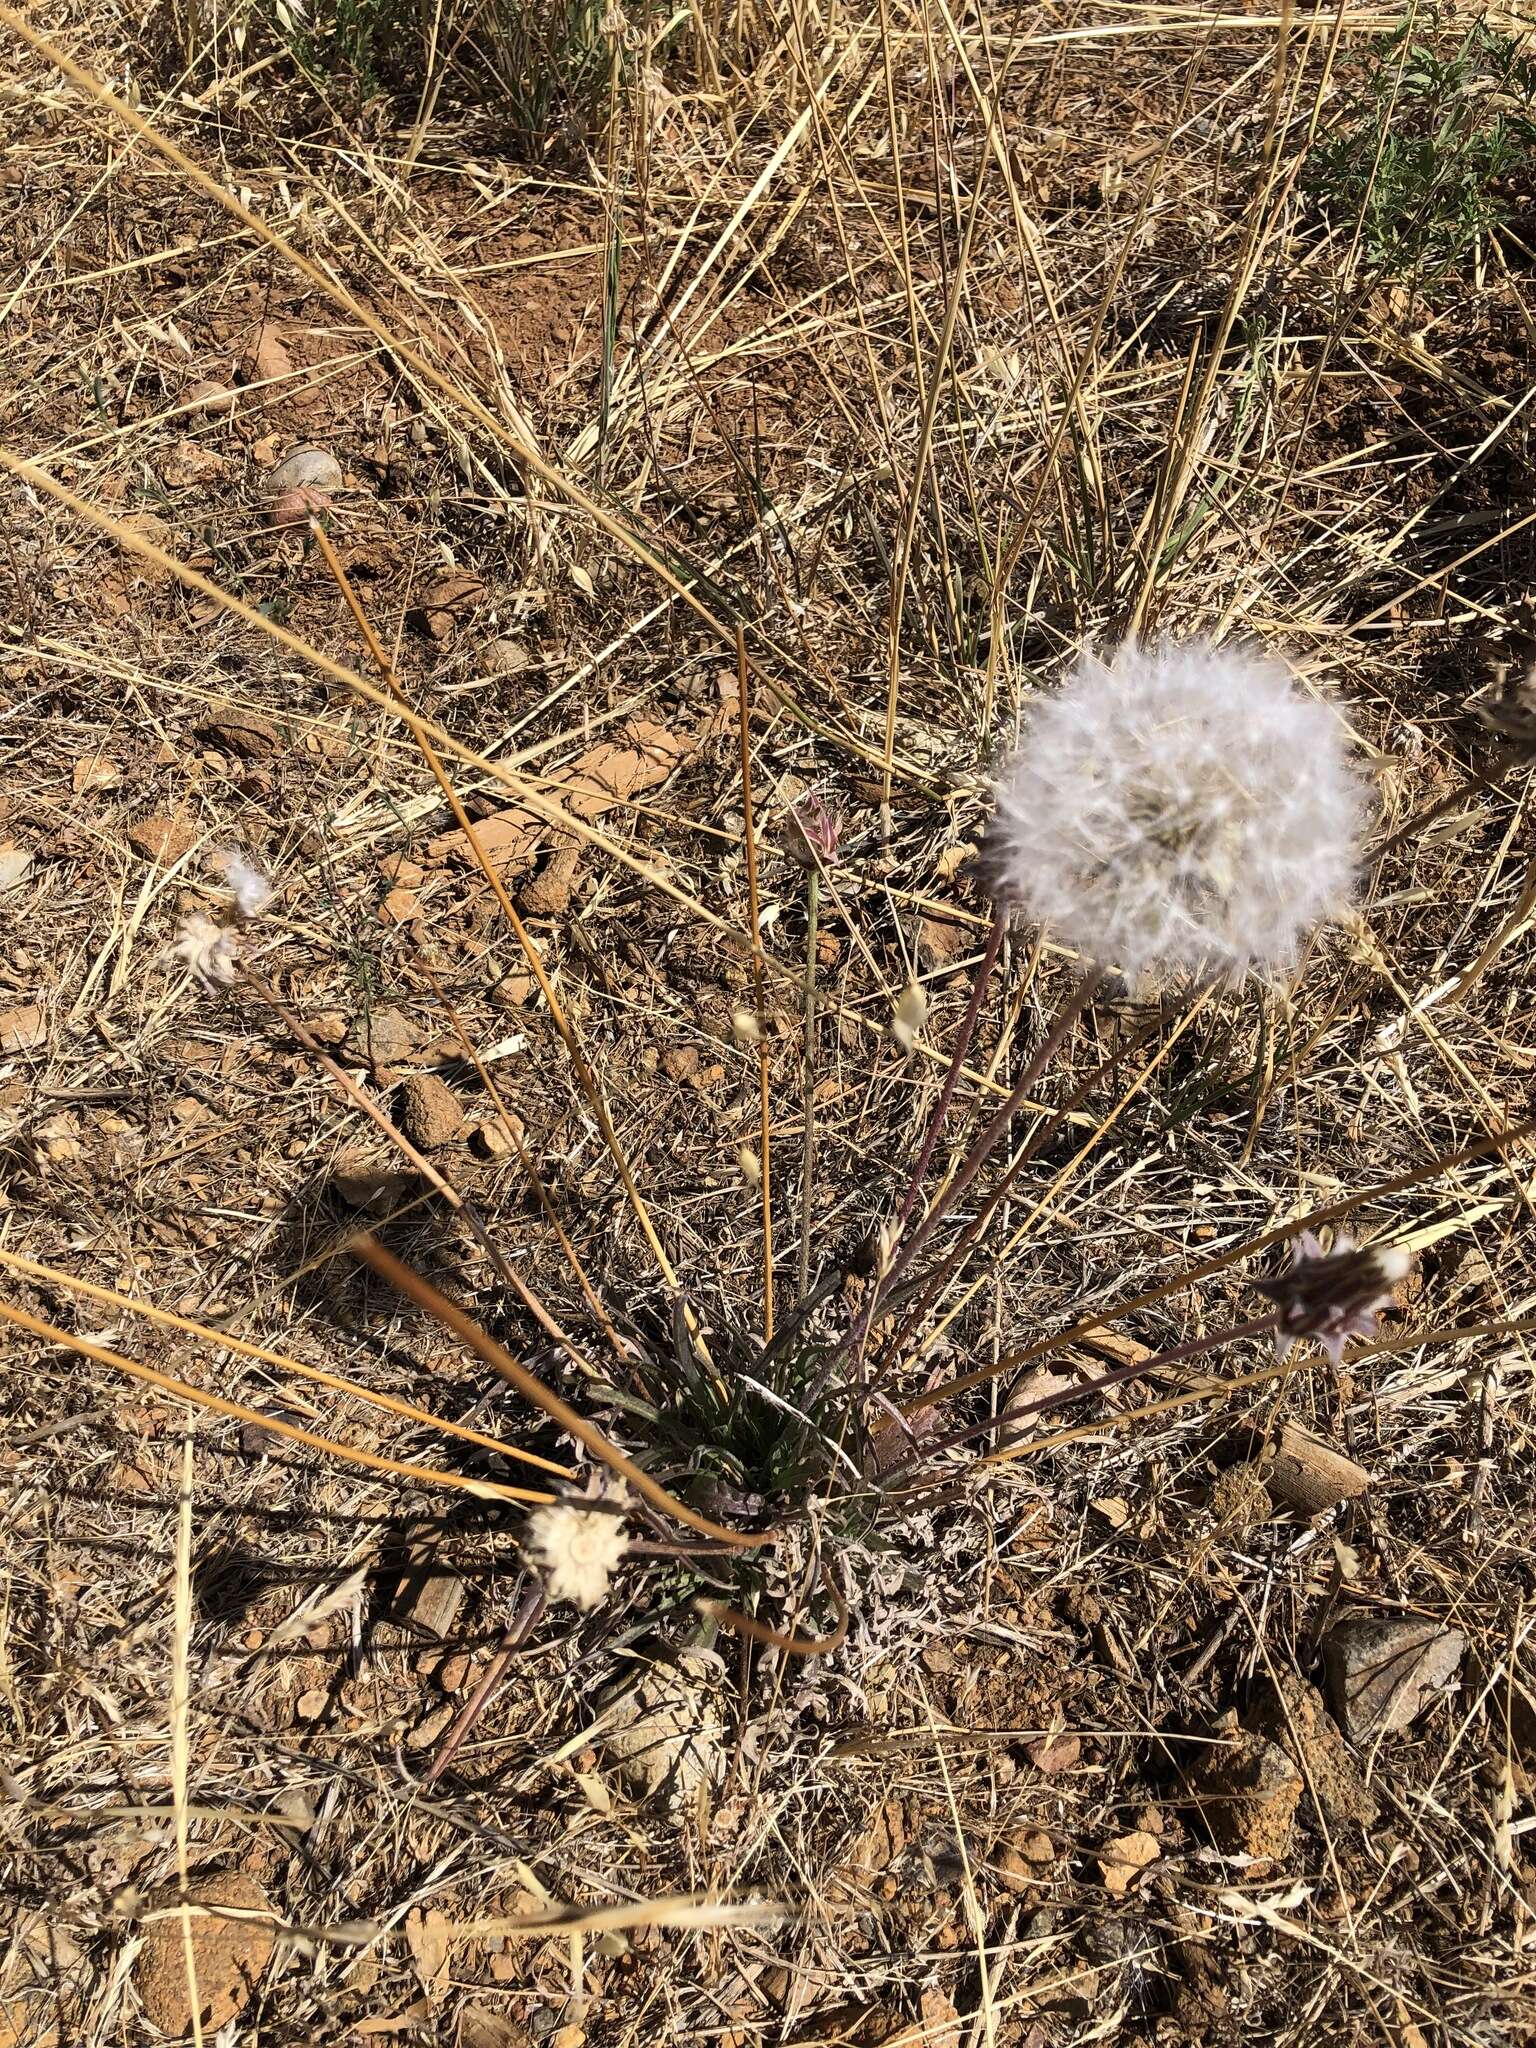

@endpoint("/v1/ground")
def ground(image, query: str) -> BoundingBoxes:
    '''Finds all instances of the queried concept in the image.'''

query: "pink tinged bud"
[1254,1233,1411,1365]
[786,792,844,868]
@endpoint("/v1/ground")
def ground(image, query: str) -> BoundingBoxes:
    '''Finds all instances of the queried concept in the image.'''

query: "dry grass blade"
[447,1894,790,1938]
[0,1299,558,1504]
[0,1246,572,1479]
[308,517,684,1299]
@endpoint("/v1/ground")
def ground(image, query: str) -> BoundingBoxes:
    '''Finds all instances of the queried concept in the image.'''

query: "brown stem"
[888,910,1007,1243]
[881,1312,1280,1482]
[0,1298,556,1506]
[879,1003,1167,1365]
[902,1110,1536,1420]
[424,1580,546,1786]
[413,950,625,1364]
[0,1244,571,1483]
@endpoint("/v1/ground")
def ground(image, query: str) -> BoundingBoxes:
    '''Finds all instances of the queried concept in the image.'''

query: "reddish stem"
[889,911,1007,1243]
[882,1311,1280,1480]
[881,969,1103,1296]
[811,968,1098,1407]
[879,1004,1165,1364]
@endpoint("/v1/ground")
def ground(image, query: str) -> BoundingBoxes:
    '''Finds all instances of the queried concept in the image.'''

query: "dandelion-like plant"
[863,642,1368,1377]
[987,641,1364,984]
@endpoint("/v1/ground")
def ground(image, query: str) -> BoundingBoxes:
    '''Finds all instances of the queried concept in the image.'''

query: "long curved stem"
[882,1312,1279,1482]
[888,910,1007,1244]
[353,1234,776,1549]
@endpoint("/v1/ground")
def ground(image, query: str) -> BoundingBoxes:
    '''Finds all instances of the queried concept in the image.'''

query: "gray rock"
[1323,1615,1464,1744]
[267,444,343,492]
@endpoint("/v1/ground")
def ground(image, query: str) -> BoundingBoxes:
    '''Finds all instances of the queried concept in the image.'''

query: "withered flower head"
[784,792,844,870]
[525,1483,630,1609]
[1253,1231,1410,1366]
[171,911,241,991]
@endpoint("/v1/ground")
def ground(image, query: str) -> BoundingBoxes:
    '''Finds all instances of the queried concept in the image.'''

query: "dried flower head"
[216,847,275,919]
[987,642,1365,981]
[171,911,240,990]
[784,792,845,870]
[1253,1231,1411,1365]
[525,1486,630,1609]
[892,982,928,1050]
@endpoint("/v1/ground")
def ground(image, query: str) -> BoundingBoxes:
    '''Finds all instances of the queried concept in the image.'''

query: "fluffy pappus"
[987,642,1366,982]
[216,846,276,919]
[525,1486,630,1609]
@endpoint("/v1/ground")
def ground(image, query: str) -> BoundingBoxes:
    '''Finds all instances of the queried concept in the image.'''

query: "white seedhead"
[988,642,1365,982]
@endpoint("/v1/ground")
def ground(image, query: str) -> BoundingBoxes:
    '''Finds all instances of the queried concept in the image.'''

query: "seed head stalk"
[877,996,1173,1367]
[812,965,1099,1403]
[797,859,821,1300]
[882,1311,1283,1480]
[887,910,1007,1244]
[736,628,775,1340]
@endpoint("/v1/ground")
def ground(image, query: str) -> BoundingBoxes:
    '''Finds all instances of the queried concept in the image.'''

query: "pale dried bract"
[987,642,1365,982]
[171,911,241,989]
[525,1487,630,1609]
[784,790,845,869]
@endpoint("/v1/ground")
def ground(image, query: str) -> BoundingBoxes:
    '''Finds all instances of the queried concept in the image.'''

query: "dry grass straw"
[3,0,1534,2035]
[0,1296,558,1505]
[0,1245,572,1479]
